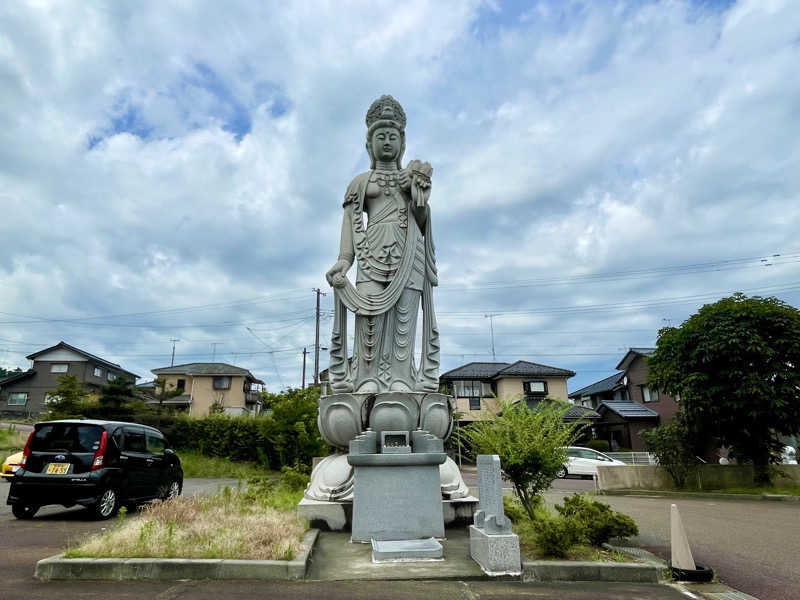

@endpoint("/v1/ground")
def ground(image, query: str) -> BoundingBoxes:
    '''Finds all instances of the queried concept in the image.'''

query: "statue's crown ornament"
[366,95,406,132]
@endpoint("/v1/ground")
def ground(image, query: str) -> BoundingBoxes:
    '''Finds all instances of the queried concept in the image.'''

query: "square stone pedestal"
[469,525,521,576]
[349,453,446,543]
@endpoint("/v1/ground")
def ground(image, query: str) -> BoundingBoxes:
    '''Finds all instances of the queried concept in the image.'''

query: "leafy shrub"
[555,494,638,546]
[503,495,530,524]
[585,439,610,452]
[280,465,310,491]
[532,514,586,557]
[641,413,697,488]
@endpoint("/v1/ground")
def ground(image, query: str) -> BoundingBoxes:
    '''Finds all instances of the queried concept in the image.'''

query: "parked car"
[557,446,626,478]
[7,420,183,520]
[2,450,23,480]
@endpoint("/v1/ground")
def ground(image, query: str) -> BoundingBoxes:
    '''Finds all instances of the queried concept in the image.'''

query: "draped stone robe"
[328,169,440,393]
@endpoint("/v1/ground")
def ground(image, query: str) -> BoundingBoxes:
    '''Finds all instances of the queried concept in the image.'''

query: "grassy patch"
[65,475,308,560]
[176,450,273,479]
[0,424,28,453]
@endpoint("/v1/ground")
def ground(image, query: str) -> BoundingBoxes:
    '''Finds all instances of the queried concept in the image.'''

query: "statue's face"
[371,127,401,162]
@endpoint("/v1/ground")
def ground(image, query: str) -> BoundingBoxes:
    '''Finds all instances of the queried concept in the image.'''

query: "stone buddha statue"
[304,95,468,505]
[325,94,439,394]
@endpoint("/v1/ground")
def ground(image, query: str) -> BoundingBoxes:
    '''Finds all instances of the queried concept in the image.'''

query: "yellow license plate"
[46,463,70,475]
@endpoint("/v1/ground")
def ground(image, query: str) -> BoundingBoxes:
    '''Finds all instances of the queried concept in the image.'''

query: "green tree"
[0,366,23,380]
[640,413,697,488]
[462,399,584,520]
[648,293,800,484]
[99,378,136,409]
[263,386,329,469]
[46,375,90,418]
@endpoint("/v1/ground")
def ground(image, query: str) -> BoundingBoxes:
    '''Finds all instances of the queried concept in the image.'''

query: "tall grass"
[65,473,308,560]
[176,450,273,479]
[0,424,28,452]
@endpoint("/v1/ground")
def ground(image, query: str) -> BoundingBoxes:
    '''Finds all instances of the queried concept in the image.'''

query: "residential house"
[569,347,679,451]
[439,360,579,424]
[150,363,265,417]
[0,341,138,418]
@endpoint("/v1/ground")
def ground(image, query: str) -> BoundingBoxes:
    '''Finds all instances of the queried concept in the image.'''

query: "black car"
[7,419,183,520]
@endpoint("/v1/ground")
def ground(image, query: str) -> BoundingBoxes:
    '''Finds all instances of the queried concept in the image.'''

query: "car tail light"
[19,431,34,469]
[92,431,108,469]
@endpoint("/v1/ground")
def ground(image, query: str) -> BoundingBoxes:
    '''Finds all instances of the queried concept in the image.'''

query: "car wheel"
[160,480,182,501]
[92,487,119,520]
[12,503,39,519]
[556,466,568,479]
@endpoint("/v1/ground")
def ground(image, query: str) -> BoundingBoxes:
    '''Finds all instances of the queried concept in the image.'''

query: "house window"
[641,385,659,403]
[524,380,547,395]
[8,392,28,406]
[453,380,491,398]
[469,397,481,411]
[176,378,186,391]
[107,372,117,381]
[50,364,68,373]
[213,376,231,390]
[93,367,103,378]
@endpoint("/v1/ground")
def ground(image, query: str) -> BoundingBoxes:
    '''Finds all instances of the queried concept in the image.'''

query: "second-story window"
[176,378,186,391]
[50,364,68,373]
[107,372,116,381]
[524,380,547,395]
[213,376,231,390]
[640,385,659,402]
[93,367,103,377]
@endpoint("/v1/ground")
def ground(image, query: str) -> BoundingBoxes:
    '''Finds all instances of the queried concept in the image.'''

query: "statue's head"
[365,95,406,169]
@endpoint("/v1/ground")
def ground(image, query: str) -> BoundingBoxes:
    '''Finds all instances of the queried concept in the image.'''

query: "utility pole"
[313,288,327,385]
[170,338,180,366]
[210,342,219,362]
[302,347,308,389]
[485,314,497,361]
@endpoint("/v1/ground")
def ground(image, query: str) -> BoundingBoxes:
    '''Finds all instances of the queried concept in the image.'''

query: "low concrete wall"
[597,464,800,491]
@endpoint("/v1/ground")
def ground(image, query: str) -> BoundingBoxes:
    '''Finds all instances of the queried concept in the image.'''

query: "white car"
[557,446,626,478]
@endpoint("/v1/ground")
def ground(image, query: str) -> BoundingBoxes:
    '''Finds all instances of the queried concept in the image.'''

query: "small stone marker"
[371,538,443,562]
[670,503,696,570]
[469,454,521,576]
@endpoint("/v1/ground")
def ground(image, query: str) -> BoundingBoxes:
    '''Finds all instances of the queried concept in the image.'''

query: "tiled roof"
[25,341,139,378]
[599,400,659,420]
[0,370,35,387]
[440,362,510,379]
[615,347,656,371]
[569,372,625,398]
[494,360,576,379]
[564,405,601,420]
[151,362,264,384]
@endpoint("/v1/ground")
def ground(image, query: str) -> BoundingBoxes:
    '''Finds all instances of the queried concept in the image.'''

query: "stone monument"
[469,455,521,576]
[300,95,470,558]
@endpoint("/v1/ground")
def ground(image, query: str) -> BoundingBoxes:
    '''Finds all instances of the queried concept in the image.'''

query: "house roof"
[151,362,264,384]
[440,362,510,379]
[564,405,602,420]
[599,400,659,420]
[136,380,156,389]
[568,372,625,399]
[25,341,139,378]
[493,360,575,379]
[0,369,35,388]
[440,360,575,380]
[615,347,655,371]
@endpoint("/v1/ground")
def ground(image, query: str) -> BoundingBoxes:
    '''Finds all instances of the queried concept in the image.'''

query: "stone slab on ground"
[469,524,521,576]
[522,560,662,583]
[35,529,319,581]
[306,528,486,581]
[371,538,443,562]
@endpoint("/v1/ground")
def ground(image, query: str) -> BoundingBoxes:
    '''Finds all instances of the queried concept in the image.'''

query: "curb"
[35,528,319,581]
[521,560,661,583]
[599,489,800,502]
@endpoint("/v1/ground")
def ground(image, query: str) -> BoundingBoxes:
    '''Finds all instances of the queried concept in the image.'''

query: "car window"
[566,448,580,458]
[579,449,598,460]
[30,424,103,453]
[146,432,166,456]
[123,427,147,453]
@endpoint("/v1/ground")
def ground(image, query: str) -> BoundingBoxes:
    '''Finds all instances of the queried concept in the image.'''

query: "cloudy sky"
[1,0,799,393]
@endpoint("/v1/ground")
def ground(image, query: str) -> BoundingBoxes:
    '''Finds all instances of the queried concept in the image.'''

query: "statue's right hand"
[326,260,350,287]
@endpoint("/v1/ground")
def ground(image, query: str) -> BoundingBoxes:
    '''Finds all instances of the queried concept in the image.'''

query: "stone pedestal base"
[371,538,443,562]
[469,525,521,576]
[297,496,477,531]
[350,453,445,542]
